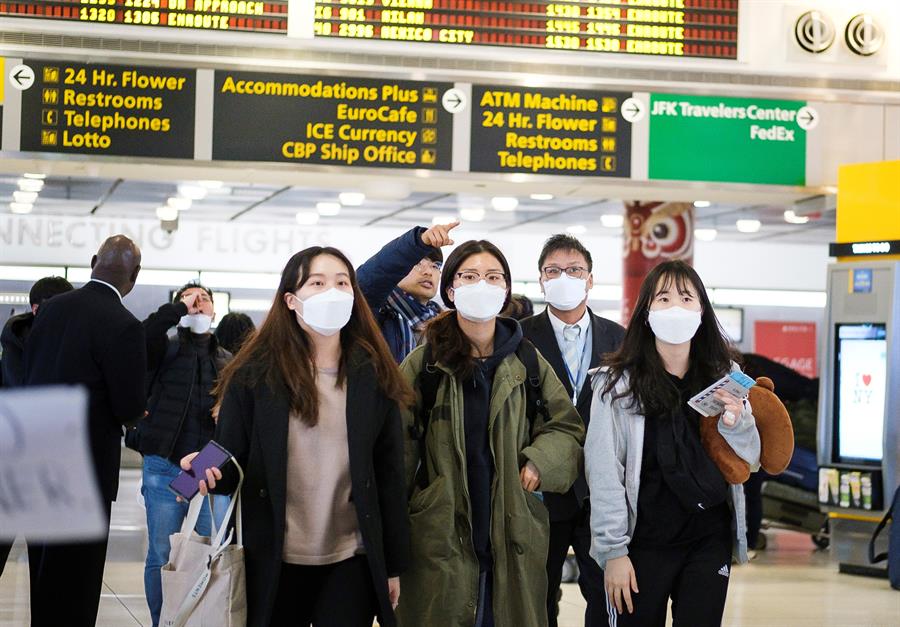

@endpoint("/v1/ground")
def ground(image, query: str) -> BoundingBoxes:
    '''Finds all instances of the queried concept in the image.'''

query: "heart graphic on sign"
[862,374,872,386]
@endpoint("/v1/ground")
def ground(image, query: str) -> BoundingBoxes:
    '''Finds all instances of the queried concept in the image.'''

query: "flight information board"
[0,0,289,34]
[313,0,739,59]
[212,71,454,170]
[19,60,196,158]
[470,85,631,177]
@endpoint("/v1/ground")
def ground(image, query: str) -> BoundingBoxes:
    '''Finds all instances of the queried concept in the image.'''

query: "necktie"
[563,324,582,396]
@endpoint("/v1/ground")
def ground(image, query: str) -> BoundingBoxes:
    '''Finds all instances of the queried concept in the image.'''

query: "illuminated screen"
[0,0,288,34]
[314,0,739,59]
[834,323,887,464]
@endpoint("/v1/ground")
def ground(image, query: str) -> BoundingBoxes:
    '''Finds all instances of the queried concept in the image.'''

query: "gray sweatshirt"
[586,365,761,569]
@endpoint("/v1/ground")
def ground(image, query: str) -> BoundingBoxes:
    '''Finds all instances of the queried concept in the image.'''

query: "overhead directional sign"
[19,60,196,158]
[9,64,34,91]
[470,85,631,177]
[212,71,454,170]
[648,93,809,185]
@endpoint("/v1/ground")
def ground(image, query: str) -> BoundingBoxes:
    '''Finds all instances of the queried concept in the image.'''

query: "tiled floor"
[2,471,898,626]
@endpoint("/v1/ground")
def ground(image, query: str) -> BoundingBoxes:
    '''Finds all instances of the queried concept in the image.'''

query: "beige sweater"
[282,368,362,565]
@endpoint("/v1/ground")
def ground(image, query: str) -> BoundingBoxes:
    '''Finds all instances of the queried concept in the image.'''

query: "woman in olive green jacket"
[397,240,584,627]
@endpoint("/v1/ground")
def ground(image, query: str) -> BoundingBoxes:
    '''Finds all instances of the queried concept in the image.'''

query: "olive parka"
[396,340,585,627]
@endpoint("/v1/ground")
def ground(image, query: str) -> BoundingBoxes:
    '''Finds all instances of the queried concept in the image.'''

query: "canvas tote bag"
[160,461,246,627]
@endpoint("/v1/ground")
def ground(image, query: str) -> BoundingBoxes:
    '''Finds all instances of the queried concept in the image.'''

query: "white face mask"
[294,288,354,336]
[542,274,588,311]
[648,306,702,345]
[452,281,507,323]
[178,314,213,335]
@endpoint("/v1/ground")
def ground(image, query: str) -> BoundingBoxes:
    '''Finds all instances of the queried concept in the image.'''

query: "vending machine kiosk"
[817,261,900,576]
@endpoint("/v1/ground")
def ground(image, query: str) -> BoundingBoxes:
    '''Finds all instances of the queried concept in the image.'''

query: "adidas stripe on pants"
[606,529,732,627]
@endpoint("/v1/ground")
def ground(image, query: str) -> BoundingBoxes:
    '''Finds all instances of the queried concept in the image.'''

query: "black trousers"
[271,555,379,627]
[547,503,607,627]
[609,530,732,627]
[27,501,112,627]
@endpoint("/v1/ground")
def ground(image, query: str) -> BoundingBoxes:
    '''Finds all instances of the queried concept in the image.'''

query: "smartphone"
[168,440,232,501]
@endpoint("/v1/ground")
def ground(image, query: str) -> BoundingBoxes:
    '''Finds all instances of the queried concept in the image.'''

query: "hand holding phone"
[169,440,232,501]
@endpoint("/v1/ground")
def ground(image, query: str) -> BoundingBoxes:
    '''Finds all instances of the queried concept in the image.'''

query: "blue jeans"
[141,455,230,627]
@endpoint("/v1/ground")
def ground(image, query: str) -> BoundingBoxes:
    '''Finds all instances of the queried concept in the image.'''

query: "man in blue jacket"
[357,220,458,363]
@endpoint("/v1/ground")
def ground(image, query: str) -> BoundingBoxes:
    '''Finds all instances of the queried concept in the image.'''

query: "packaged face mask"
[452,281,506,323]
[648,306,702,345]
[178,314,213,335]
[296,288,354,336]
[542,274,587,311]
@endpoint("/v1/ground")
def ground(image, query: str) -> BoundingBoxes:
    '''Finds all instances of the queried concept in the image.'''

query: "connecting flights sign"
[7,58,813,186]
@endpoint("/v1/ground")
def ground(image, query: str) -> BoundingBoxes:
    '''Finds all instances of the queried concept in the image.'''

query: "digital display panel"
[0,0,288,34]
[314,0,739,59]
[834,323,887,464]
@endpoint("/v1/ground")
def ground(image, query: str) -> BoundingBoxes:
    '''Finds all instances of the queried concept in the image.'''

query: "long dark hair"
[601,260,739,415]
[424,240,512,380]
[214,247,414,424]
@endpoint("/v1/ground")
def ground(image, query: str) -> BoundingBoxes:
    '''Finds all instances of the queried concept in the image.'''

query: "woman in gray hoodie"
[586,260,760,627]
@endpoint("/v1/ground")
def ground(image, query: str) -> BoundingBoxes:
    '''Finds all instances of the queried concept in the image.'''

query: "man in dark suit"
[23,234,146,627]
[521,234,625,627]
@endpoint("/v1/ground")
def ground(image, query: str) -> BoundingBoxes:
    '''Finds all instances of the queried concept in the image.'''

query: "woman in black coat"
[182,246,413,627]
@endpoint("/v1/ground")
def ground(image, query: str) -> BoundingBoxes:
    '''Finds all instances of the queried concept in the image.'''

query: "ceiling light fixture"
[156,205,179,221]
[460,207,486,222]
[736,219,762,233]
[18,178,44,192]
[177,184,208,200]
[295,211,320,225]
[600,213,624,228]
[316,202,342,216]
[167,197,192,211]
[339,192,365,206]
[23,172,46,179]
[10,202,33,214]
[13,191,38,204]
[693,200,711,208]
[530,193,554,201]
[491,196,518,212]
[694,228,718,241]
[783,209,810,224]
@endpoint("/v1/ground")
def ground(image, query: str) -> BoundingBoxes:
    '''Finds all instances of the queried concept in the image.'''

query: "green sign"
[648,94,808,185]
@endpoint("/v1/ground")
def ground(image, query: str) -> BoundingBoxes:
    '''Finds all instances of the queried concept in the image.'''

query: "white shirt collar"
[547,307,590,335]
[89,278,123,302]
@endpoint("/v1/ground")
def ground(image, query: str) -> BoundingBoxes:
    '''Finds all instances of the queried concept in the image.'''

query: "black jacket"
[23,281,147,502]
[1,311,34,387]
[133,301,231,460]
[520,308,625,521]
[212,355,410,627]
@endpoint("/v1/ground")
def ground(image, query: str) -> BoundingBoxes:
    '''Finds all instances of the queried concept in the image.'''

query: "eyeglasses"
[414,259,443,273]
[542,266,588,280]
[455,271,507,286]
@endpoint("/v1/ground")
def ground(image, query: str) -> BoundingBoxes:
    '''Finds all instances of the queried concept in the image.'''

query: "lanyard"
[561,331,592,403]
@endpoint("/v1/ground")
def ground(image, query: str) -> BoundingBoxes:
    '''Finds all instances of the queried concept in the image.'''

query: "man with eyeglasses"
[521,234,625,627]
[357,221,459,363]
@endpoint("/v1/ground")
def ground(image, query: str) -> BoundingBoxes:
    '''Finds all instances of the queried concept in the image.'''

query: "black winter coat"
[212,355,410,627]
[1,311,34,387]
[520,308,625,521]
[22,281,146,502]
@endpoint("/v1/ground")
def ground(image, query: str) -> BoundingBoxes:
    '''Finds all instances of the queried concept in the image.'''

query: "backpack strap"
[515,338,550,434]
[409,344,442,494]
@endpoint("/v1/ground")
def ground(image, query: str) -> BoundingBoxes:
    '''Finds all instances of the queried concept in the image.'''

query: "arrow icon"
[9,64,35,91]
[796,106,819,131]
[620,97,646,123]
[442,88,468,114]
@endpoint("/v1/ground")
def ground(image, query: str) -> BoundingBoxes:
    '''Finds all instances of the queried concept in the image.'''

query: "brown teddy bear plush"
[699,376,795,484]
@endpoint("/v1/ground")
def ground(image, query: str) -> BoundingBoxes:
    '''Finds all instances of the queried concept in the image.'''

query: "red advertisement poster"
[754,321,818,378]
